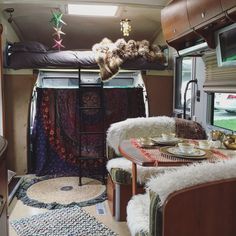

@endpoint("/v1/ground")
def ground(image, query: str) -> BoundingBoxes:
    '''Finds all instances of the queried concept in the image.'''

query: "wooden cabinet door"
[187,0,223,27]
[161,0,190,41]
[143,75,173,117]
[220,0,236,11]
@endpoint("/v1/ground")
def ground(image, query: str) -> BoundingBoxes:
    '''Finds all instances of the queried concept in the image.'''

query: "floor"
[8,194,131,236]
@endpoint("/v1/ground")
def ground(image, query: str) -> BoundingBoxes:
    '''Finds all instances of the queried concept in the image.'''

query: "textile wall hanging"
[31,87,145,176]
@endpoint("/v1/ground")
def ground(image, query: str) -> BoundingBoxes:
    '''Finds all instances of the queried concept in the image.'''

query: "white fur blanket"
[106,116,175,154]
[106,158,173,184]
[127,193,150,236]
[127,158,236,236]
[147,158,236,205]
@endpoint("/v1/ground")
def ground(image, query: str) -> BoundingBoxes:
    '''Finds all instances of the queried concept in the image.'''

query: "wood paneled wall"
[143,75,173,117]
[4,74,36,174]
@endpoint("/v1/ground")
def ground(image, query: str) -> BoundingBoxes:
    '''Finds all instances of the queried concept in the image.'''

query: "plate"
[151,137,180,145]
[167,147,206,158]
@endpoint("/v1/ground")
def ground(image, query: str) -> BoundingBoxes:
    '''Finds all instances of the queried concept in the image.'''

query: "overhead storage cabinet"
[161,0,199,50]
[221,0,236,11]
[161,0,236,51]
[161,0,190,41]
[221,0,236,22]
[187,0,223,27]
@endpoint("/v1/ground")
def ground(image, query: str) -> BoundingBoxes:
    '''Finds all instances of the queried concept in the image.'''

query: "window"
[175,57,193,110]
[212,92,236,131]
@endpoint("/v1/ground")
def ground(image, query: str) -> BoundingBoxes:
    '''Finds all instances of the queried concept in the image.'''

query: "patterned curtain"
[31,87,145,176]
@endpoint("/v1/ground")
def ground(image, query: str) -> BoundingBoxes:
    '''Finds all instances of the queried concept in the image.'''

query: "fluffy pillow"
[9,41,48,53]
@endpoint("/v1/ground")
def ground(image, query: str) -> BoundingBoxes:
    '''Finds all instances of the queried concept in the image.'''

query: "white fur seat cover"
[106,158,172,184]
[106,116,175,155]
[127,193,150,236]
[127,158,236,236]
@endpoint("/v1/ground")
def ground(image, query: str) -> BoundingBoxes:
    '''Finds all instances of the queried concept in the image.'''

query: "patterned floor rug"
[11,206,117,236]
[16,176,106,209]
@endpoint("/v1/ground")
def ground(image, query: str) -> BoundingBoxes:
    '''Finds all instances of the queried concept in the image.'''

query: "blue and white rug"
[16,176,106,209]
[11,206,117,236]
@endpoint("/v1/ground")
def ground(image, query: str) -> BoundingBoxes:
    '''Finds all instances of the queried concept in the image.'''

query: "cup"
[139,137,153,146]
[161,133,175,140]
[178,142,194,153]
[198,140,212,149]
[210,140,221,149]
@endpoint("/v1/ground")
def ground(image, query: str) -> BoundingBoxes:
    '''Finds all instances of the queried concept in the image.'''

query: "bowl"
[198,140,212,149]
[178,142,195,153]
[161,133,176,140]
[139,137,153,146]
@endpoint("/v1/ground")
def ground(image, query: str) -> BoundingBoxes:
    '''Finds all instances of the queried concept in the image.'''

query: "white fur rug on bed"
[106,116,175,154]
[127,158,236,236]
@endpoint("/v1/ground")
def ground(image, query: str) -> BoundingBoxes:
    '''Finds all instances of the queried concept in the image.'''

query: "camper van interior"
[0,0,236,236]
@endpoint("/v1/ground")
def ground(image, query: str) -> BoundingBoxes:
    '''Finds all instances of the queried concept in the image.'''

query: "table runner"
[131,139,229,166]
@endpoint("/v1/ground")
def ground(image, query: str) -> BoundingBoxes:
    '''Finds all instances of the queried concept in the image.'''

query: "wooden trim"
[0,25,5,136]
[162,178,236,236]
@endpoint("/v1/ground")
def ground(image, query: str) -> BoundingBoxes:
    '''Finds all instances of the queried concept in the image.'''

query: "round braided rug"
[16,176,107,209]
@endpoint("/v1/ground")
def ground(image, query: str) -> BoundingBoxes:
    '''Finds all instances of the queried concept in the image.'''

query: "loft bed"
[5,39,167,81]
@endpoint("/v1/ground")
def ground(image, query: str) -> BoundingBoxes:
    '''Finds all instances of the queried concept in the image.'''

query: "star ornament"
[52,38,65,50]
[50,12,66,28]
[53,27,65,39]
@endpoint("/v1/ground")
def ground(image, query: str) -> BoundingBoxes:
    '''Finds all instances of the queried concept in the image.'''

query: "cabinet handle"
[173,28,177,33]
[201,12,205,19]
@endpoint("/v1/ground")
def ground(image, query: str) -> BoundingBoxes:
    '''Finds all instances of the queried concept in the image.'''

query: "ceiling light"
[120,19,131,37]
[67,4,118,17]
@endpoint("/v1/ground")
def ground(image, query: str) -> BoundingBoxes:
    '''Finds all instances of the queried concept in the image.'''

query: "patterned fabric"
[11,206,117,236]
[31,87,145,176]
[131,139,229,166]
[110,168,132,185]
[149,191,162,236]
[175,118,207,140]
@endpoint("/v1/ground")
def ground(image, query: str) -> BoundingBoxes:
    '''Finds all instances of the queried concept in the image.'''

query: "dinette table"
[118,138,230,196]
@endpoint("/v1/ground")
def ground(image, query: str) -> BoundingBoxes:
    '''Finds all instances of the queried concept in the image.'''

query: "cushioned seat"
[107,158,169,185]
[106,116,206,221]
[127,158,236,236]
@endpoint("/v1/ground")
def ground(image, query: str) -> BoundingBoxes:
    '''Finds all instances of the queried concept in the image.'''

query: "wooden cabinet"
[187,0,223,27]
[161,0,191,41]
[161,0,236,51]
[0,137,8,236]
[161,0,201,51]
[143,75,173,117]
[220,0,236,11]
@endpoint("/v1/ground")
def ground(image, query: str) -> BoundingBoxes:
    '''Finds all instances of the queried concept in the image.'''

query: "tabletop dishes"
[160,146,207,160]
[151,136,180,145]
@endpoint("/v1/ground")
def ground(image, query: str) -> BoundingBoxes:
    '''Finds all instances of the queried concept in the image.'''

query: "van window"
[175,57,193,110]
[212,92,236,131]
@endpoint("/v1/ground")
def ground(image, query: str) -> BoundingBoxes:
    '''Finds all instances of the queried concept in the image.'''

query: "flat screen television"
[215,22,236,67]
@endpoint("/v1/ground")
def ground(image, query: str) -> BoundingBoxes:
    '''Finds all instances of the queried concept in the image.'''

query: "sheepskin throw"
[92,38,165,81]
[106,116,175,155]
[147,158,236,205]
[127,193,150,236]
[106,157,173,184]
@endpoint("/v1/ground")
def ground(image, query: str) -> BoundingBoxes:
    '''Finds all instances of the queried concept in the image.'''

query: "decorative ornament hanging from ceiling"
[120,18,131,37]
[50,10,66,50]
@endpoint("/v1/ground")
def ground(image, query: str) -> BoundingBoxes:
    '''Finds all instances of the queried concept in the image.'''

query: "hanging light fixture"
[4,8,14,23]
[120,18,131,37]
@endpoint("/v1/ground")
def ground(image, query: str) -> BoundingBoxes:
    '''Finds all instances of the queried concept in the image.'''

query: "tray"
[160,146,211,160]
